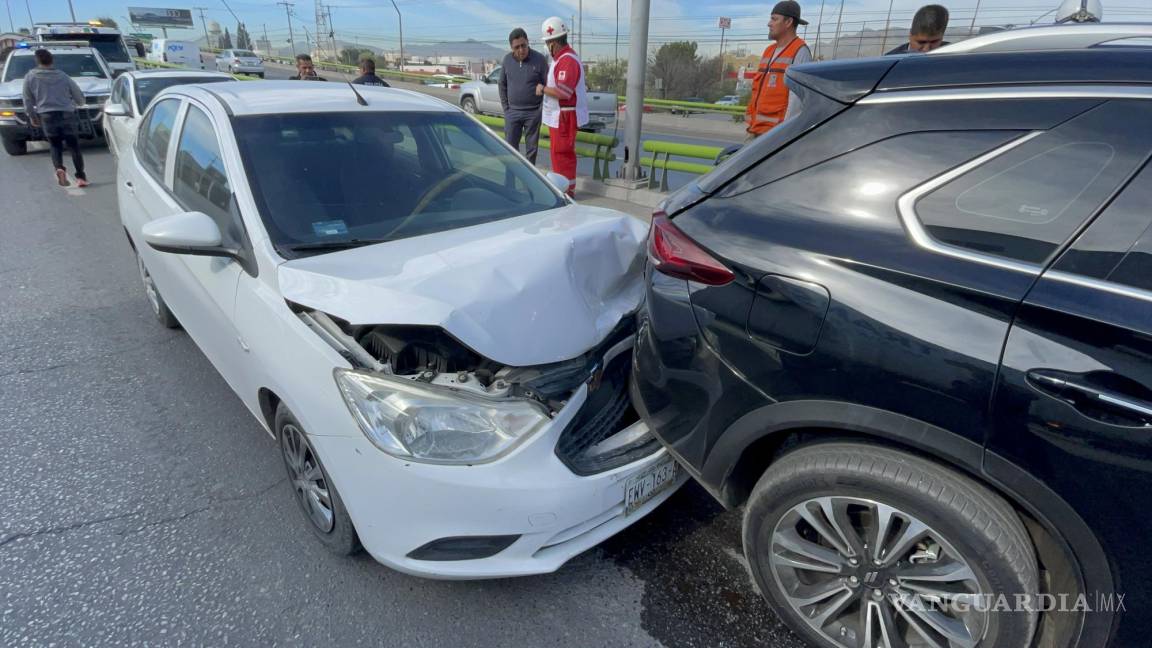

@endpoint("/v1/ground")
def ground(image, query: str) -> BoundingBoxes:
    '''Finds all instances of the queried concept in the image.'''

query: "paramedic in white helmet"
[535,16,588,197]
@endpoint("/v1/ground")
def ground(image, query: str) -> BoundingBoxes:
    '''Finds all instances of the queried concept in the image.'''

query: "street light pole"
[66,0,76,23]
[623,0,650,181]
[389,0,403,70]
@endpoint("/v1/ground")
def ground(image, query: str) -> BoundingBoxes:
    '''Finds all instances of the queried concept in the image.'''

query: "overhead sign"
[718,17,732,29]
[128,7,194,28]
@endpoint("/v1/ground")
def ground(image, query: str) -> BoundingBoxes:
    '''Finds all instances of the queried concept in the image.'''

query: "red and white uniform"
[543,45,588,195]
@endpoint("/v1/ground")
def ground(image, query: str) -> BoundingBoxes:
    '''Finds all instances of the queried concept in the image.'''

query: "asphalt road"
[0,141,807,647]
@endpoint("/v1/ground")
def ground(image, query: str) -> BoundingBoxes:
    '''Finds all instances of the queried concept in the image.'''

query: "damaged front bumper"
[312,377,686,579]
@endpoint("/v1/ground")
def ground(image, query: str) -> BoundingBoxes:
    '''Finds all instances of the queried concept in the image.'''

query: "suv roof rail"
[935,23,1152,53]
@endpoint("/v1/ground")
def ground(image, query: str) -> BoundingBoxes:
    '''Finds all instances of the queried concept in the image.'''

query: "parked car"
[671,96,707,116]
[714,95,739,105]
[634,24,1152,648]
[103,69,235,157]
[215,49,264,77]
[458,66,617,132]
[146,39,204,70]
[0,43,111,156]
[117,81,683,578]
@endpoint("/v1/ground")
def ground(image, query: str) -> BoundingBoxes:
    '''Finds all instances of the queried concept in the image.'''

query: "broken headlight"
[334,369,549,464]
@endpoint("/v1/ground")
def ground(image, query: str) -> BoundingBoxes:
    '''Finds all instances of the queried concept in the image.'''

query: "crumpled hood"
[278,205,648,367]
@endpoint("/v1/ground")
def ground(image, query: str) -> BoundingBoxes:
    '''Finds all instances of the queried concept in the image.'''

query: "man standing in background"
[22,49,88,187]
[886,5,951,54]
[289,54,327,81]
[745,1,811,139]
[352,58,390,86]
[499,28,548,164]
[536,17,588,197]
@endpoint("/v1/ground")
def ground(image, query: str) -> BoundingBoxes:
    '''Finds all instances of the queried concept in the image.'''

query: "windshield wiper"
[285,238,391,252]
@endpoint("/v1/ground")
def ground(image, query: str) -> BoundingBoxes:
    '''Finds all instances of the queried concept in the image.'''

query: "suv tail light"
[647,212,734,286]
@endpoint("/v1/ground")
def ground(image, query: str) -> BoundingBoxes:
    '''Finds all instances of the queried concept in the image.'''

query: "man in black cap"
[745,0,812,138]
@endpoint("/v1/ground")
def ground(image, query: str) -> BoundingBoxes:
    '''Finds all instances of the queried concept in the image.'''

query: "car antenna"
[346,80,368,106]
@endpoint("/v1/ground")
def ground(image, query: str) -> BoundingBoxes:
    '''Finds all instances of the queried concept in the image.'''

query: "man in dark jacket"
[351,58,390,87]
[289,54,327,80]
[498,27,548,164]
[22,49,88,187]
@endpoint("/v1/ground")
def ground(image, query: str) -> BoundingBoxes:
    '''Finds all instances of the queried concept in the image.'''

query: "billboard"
[128,7,194,28]
[718,17,732,29]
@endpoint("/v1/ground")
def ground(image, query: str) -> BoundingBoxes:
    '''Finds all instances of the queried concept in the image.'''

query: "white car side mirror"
[142,211,227,256]
[104,102,129,117]
[545,171,570,193]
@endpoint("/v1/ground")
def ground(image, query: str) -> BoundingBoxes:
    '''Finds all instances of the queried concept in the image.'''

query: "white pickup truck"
[458,65,617,132]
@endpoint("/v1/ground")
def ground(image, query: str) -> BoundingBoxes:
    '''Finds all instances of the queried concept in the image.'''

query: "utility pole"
[66,0,76,23]
[879,0,894,55]
[969,0,982,36]
[389,0,403,70]
[813,0,826,59]
[578,0,582,54]
[195,7,211,48]
[5,0,14,33]
[278,1,296,57]
[623,0,650,181]
[24,0,32,27]
[615,0,619,63]
[831,0,846,60]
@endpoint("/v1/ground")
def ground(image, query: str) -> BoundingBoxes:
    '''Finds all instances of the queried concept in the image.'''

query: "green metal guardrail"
[641,140,723,191]
[621,97,746,116]
[472,114,617,180]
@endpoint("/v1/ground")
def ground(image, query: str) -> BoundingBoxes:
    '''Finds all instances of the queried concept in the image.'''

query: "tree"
[95,17,118,28]
[586,60,626,96]
[236,23,252,51]
[220,27,233,50]
[647,41,730,101]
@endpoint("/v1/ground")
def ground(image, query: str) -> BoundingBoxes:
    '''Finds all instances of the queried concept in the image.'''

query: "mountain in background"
[404,39,505,60]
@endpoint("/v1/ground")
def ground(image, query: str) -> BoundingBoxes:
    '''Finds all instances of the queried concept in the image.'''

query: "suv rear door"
[990,158,1152,647]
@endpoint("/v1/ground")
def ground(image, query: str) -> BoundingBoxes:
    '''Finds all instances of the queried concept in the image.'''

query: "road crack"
[0,477,287,549]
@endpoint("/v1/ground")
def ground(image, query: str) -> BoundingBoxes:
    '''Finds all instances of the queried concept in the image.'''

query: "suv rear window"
[913,101,1152,265]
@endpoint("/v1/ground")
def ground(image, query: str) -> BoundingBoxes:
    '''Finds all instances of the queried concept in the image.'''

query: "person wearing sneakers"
[22,49,89,187]
[535,16,588,197]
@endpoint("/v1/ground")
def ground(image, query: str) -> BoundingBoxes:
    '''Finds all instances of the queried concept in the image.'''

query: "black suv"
[633,29,1151,648]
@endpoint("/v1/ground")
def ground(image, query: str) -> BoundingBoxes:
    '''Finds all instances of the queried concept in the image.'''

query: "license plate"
[624,458,678,515]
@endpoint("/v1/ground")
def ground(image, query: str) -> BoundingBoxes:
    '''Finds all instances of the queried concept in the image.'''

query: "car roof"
[167,81,458,116]
[788,32,1152,103]
[9,46,100,55]
[126,69,235,80]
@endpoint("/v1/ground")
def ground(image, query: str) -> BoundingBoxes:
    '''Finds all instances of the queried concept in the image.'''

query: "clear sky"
[11,0,1152,59]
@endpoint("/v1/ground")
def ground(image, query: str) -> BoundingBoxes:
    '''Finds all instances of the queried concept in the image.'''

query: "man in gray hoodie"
[498,28,548,164]
[23,49,88,187]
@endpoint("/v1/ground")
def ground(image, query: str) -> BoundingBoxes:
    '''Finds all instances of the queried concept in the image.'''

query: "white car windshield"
[2,53,107,82]
[232,111,566,256]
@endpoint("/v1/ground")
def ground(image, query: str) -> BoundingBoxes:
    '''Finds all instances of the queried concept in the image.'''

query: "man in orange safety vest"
[745,1,812,139]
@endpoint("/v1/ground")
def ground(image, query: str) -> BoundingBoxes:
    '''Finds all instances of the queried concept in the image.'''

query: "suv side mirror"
[104,102,129,117]
[142,211,235,258]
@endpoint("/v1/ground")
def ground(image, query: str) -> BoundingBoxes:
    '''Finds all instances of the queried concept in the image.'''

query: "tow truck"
[34,21,136,77]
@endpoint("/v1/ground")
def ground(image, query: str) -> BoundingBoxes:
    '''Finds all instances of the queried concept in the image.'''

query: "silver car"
[215,49,264,77]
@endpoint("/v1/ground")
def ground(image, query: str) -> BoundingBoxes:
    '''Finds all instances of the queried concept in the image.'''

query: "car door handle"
[1027,370,1152,425]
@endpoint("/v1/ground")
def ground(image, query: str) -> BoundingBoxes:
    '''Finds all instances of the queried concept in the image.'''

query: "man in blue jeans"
[498,27,548,164]
[22,49,88,187]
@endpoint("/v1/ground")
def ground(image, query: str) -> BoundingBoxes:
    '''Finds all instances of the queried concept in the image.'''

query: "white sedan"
[102,69,234,158]
[117,81,683,578]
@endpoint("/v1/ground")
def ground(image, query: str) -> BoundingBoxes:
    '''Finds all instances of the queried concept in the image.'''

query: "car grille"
[554,346,656,475]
